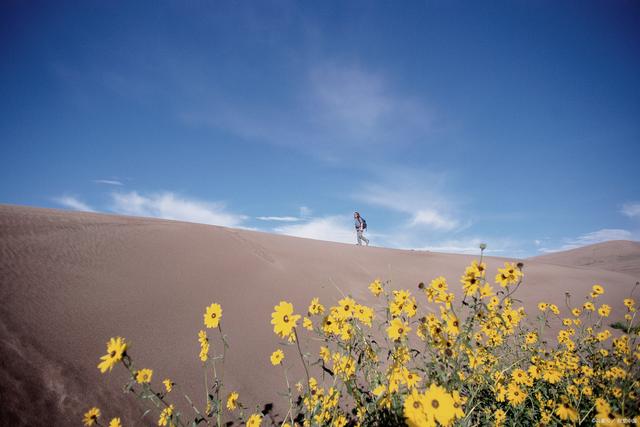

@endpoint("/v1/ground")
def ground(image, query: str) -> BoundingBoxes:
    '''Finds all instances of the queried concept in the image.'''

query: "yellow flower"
[595,398,611,414]
[204,303,222,328]
[109,418,122,427]
[271,301,301,339]
[583,301,595,311]
[199,341,209,362]
[507,382,526,406]
[336,297,356,320]
[368,279,383,296]
[461,271,480,295]
[470,260,487,277]
[525,332,538,345]
[198,330,209,362]
[542,368,561,384]
[321,314,340,336]
[136,368,153,384]
[592,284,604,296]
[494,408,506,426]
[479,283,494,298]
[247,413,262,427]
[97,337,127,373]
[83,407,101,426]
[495,262,522,287]
[624,298,635,308]
[538,302,548,312]
[403,388,431,427]
[429,276,448,293]
[445,314,460,336]
[387,318,411,341]
[354,304,374,326]
[555,402,578,422]
[158,404,174,426]
[423,383,456,426]
[404,371,421,389]
[389,300,404,317]
[332,353,356,379]
[320,346,331,362]
[451,390,466,420]
[598,304,611,317]
[270,349,285,365]
[333,415,348,427]
[198,329,207,344]
[303,317,313,330]
[549,304,559,315]
[226,391,239,411]
[163,379,173,393]
[571,307,581,316]
[511,369,529,385]
[308,297,325,315]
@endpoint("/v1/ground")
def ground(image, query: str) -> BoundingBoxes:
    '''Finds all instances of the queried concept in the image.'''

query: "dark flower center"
[431,399,439,409]
[283,315,289,323]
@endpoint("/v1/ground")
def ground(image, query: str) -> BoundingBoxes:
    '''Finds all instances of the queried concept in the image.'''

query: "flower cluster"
[89,249,639,427]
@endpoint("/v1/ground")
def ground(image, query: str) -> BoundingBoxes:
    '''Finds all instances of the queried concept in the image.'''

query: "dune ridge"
[0,204,637,426]
[528,240,640,278]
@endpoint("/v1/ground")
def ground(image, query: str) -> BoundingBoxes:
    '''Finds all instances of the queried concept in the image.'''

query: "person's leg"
[357,230,363,245]
[362,233,369,246]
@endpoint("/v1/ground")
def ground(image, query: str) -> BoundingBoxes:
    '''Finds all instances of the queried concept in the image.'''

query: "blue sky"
[1,1,639,257]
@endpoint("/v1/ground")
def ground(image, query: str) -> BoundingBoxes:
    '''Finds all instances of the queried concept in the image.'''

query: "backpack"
[361,218,367,230]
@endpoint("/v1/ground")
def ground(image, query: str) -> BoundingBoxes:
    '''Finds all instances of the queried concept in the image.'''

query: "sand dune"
[529,240,640,278]
[0,205,637,426]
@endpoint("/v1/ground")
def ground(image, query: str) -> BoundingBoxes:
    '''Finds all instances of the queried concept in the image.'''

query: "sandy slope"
[0,205,637,426]
[528,240,640,279]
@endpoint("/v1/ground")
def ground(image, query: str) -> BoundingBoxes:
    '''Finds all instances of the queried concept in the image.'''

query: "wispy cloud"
[180,62,435,159]
[53,195,95,212]
[94,179,124,186]
[354,168,463,232]
[538,228,635,253]
[273,215,356,244]
[621,202,640,219]
[256,216,300,222]
[110,191,247,227]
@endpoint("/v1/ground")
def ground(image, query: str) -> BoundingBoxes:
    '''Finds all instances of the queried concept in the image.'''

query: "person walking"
[354,211,369,246]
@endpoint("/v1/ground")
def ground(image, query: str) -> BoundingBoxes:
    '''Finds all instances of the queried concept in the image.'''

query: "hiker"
[354,211,369,246]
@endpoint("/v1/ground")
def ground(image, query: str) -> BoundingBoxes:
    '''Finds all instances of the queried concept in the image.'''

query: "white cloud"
[621,202,640,218]
[94,179,124,186]
[110,191,246,227]
[354,169,461,232]
[410,209,460,231]
[273,215,356,244]
[256,216,300,222]
[53,196,95,212]
[539,228,635,253]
